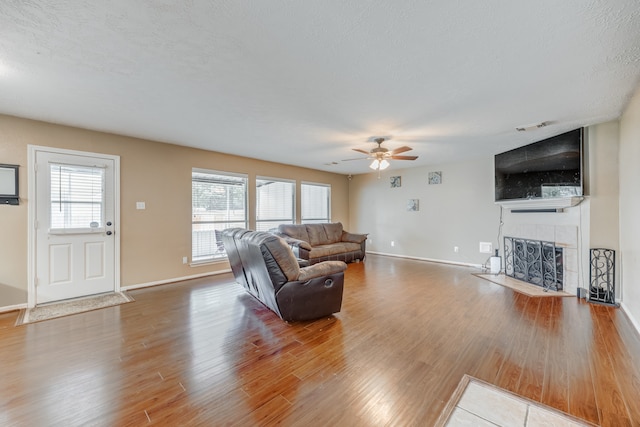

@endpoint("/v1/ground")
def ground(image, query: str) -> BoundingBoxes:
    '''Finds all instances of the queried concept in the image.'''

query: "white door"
[34,149,118,304]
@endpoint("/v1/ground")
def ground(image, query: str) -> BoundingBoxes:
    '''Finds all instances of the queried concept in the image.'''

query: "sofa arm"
[297,261,347,282]
[280,236,312,251]
[276,272,344,321]
[341,231,367,244]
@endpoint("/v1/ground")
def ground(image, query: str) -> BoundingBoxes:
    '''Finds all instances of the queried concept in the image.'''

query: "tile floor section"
[443,376,595,426]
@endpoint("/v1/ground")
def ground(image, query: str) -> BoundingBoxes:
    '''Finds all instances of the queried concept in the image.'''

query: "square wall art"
[428,171,442,185]
[390,176,401,188]
[407,199,419,211]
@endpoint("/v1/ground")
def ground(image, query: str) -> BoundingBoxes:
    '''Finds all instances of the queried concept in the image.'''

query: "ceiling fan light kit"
[370,159,390,170]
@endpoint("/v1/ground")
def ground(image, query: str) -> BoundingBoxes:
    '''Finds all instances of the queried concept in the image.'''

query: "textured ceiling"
[1,1,640,174]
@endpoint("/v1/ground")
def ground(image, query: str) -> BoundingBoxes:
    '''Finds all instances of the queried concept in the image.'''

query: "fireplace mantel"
[496,196,584,211]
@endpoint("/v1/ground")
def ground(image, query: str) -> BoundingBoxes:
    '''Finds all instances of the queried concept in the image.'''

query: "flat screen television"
[495,128,583,202]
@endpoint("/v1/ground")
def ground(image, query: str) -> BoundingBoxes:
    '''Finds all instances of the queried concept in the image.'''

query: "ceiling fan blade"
[352,148,370,155]
[390,155,418,160]
[341,157,369,161]
[391,146,412,155]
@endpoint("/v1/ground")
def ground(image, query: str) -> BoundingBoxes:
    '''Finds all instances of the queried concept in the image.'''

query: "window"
[192,169,247,262]
[301,182,330,223]
[50,163,105,230]
[256,177,295,232]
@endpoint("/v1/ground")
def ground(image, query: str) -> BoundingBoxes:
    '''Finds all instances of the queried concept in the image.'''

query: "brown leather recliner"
[221,228,347,321]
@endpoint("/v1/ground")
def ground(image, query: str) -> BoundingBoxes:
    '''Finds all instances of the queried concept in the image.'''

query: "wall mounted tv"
[495,128,583,202]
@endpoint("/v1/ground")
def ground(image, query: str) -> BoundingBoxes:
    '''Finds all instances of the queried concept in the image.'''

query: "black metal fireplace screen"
[503,237,563,291]
[589,248,616,305]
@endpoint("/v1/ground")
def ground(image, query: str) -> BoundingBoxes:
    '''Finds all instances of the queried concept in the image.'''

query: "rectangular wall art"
[428,171,442,184]
[407,199,419,211]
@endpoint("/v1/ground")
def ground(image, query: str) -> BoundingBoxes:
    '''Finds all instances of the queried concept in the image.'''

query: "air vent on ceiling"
[516,121,549,132]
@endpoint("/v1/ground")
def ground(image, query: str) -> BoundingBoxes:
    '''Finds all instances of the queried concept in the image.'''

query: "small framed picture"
[428,171,442,185]
[390,176,401,188]
[0,164,19,205]
[407,199,419,211]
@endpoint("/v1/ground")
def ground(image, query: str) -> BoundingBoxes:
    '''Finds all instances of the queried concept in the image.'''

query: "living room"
[1,2,640,425]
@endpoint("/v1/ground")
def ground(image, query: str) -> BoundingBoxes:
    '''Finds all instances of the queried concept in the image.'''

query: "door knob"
[106,221,112,226]
[106,231,113,236]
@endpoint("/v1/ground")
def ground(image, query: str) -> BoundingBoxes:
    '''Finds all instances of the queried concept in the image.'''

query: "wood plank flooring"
[1,254,639,426]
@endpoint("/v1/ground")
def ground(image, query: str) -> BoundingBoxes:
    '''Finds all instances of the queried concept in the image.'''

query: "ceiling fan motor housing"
[372,138,389,154]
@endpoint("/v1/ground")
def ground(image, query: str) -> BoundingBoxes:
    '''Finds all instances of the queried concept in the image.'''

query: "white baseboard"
[122,269,232,291]
[367,251,483,269]
[621,302,640,337]
[0,303,28,314]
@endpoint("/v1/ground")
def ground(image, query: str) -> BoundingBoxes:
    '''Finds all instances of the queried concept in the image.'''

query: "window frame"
[255,176,296,232]
[191,168,248,264]
[49,162,106,233]
[301,181,331,224]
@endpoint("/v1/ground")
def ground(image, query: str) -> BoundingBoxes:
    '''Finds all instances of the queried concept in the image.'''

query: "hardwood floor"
[1,254,639,426]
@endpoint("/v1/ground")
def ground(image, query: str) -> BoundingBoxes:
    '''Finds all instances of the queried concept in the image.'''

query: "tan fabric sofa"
[276,222,367,265]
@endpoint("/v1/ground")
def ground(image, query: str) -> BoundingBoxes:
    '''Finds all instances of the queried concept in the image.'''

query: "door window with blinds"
[301,182,331,223]
[192,169,247,262]
[50,163,105,231]
[256,177,295,232]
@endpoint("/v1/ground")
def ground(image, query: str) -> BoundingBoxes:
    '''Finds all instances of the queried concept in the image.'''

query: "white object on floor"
[490,256,501,274]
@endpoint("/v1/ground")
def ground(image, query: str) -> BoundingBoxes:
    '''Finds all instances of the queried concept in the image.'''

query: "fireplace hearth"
[503,237,563,291]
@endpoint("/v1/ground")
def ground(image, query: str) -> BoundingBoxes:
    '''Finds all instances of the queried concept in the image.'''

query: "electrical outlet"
[182,256,188,264]
[391,241,395,247]
[454,246,459,253]
[479,242,492,253]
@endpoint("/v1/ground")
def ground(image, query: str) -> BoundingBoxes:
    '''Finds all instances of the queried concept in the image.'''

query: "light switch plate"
[136,201,146,210]
[479,242,492,253]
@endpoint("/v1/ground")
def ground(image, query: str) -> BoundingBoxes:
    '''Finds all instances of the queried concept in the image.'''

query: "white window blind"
[192,170,247,262]
[301,182,330,223]
[256,177,295,232]
[50,163,105,230]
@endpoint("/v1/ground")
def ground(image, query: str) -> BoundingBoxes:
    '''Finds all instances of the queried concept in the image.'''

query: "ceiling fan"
[343,137,418,170]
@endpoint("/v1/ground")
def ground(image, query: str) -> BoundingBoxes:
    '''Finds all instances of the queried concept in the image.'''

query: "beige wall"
[587,122,621,295]
[349,156,500,265]
[588,122,620,249]
[619,86,640,331]
[0,114,349,309]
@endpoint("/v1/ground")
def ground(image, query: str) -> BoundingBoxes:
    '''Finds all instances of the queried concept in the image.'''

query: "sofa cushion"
[308,242,362,258]
[306,224,329,246]
[278,223,309,243]
[323,223,344,244]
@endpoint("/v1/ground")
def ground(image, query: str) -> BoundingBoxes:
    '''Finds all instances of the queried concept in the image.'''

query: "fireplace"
[501,224,579,295]
[503,237,563,291]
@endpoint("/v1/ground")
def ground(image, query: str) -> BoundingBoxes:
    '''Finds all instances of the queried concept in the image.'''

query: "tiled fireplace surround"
[503,224,580,295]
